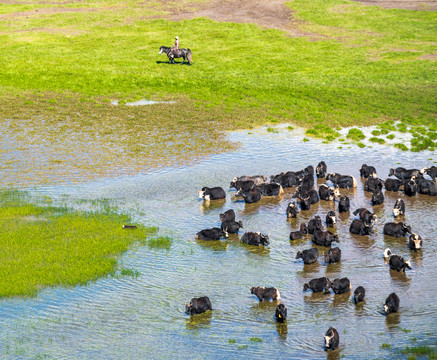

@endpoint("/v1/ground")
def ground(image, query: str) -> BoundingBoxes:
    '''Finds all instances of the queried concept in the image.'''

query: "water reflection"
[385,312,401,330]
[276,322,288,340]
[354,300,365,314]
[338,211,350,224]
[389,269,412,286]
[240,197,283,216]
[350,233,375,250]
[242,244,270,257]
[199,199,226,214]
[297,262,320,276]
[196,239,229,252]
[332,293,351,307]
[289,238,307,246]
[304,292,332,303]
[325,261,342,275]
[326,348,341,360]
[185,311,213,330]
[383,235,409,249]
[409,250,424,268]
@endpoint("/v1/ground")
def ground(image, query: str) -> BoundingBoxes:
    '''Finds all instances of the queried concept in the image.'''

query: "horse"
[159,46,192,65]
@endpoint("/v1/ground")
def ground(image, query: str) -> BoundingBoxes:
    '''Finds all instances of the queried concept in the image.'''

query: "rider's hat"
[175,36,179,39]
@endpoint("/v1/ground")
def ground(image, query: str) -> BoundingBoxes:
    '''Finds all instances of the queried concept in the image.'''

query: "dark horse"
[159,46,192,65]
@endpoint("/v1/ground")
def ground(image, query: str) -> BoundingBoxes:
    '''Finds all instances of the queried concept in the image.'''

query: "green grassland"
[0,0,435,179]
[0,190,158,298]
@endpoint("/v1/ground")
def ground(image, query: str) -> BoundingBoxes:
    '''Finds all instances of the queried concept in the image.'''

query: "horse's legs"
[168,54,174,64]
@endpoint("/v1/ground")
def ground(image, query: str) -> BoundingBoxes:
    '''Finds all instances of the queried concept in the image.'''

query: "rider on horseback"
[171,36,180,57]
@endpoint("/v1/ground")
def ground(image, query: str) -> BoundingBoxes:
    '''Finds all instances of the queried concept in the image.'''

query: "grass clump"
[387,134,395,140]
[147,236,173,250]
[0,190,157,298]
[369,137,386,144]
[397,123,408,132]
[395,143,408,151]
[381,343,392,350]
[306,124,340,141]
[347,128,365,141]
[377,121,397,132]
[120,268,140,278]
[266,127,279,133]
[411,136,436,152]
[371,130,381,136]
[400,345,437,358]
[250,337,263,343]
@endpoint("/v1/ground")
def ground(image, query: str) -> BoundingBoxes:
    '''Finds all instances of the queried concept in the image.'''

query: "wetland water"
[1,128,437,359]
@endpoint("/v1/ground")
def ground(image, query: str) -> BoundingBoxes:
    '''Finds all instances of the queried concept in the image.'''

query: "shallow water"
[1,128,436,359]
[111,99,176,106]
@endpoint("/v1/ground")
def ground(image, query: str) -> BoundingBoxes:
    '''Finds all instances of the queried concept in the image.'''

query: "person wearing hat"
[171,36,180,57]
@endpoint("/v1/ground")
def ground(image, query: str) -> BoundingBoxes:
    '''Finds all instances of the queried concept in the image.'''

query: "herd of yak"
[186,163,437,351]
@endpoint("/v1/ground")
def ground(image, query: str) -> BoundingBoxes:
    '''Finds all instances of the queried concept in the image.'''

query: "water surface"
[1,128,436,359]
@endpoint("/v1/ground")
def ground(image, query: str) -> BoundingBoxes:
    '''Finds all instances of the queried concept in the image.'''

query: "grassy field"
[0,0,435,184]
[0,190,159,298]
[1,0,435,126]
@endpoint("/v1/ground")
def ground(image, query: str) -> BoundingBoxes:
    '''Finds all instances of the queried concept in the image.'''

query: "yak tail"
[187,49,192,64]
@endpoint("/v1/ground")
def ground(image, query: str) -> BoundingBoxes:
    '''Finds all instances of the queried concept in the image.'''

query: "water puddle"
[0,127,436,359]
[111,99,176,106]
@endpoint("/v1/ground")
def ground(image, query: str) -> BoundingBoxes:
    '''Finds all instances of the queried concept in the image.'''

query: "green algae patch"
[0,190,157,298]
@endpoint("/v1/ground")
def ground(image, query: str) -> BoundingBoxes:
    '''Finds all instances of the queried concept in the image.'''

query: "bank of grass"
[0,0,436,184]
[0,190,158,298]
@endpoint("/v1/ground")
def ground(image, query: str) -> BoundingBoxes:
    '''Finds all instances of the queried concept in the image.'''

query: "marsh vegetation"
[0,190,157,297]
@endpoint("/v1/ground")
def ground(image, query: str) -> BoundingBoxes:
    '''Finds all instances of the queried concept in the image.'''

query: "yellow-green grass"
[0,0,436,185]
[0,190,158,298]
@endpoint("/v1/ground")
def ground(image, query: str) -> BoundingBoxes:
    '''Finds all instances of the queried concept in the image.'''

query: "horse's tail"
[187,49,192,64]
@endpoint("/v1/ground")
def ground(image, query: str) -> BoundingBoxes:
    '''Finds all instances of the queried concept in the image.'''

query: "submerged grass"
[400,345,437,359]
[0,0,436,185]
[147,236,173,250]
[0,190,157,298]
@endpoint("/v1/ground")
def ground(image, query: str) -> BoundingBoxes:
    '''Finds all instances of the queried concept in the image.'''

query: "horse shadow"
[156,60,188,65]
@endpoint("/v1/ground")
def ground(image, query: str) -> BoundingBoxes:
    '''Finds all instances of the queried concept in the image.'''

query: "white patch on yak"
[275,288,281,300]
[198,190,205,199]
[352,176,357,188]
[384,248,392,259]
[324,335,333,347]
